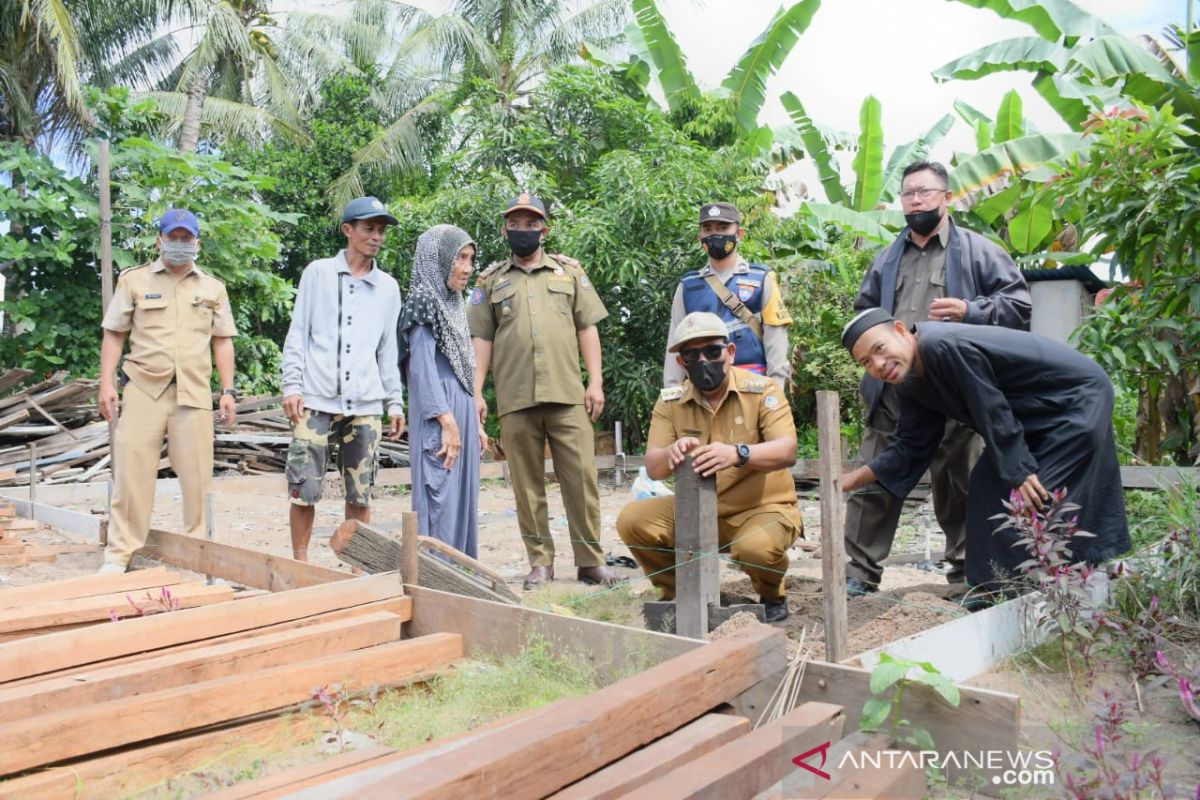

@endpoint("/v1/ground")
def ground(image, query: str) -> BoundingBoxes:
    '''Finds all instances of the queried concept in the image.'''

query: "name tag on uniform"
[494,279,511,290]
[193,297,218,309]
[144,293,163,299]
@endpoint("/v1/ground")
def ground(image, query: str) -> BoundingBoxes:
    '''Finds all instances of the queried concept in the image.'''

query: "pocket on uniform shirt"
[546,280,575,314]
[190,296,218,332]
[491,286,518,325]
[137,297,170,329]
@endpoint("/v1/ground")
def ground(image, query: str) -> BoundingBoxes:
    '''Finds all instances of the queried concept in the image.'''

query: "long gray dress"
[406,324,480,558]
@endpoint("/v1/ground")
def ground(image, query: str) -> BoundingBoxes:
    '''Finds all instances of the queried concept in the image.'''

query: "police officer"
[663,202,792,389]
[468,193,622,589]
[621,312,801,622]
[97,209,238,573]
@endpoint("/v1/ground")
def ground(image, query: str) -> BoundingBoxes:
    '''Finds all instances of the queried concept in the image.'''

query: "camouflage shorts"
[285,410,381,507]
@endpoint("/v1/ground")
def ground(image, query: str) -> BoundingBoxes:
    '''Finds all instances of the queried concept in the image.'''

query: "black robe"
[870,323,1130,589]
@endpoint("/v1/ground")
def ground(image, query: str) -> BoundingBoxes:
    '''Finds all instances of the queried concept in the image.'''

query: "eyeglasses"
[678,343,727,365]
[899,187,947,201]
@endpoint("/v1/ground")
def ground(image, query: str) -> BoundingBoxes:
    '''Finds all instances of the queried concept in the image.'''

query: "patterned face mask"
[160,241,199,266]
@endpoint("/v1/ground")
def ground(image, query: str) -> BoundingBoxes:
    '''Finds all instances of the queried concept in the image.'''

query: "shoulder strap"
[703,273,764,340]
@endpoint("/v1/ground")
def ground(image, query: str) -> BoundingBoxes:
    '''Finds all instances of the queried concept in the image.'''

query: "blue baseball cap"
[158,208,200,237]
[342,196,399,226]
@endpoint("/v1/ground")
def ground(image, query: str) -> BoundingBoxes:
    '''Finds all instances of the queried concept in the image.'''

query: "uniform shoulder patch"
[548,252,581,269]
[477,260,506,282]
[659,386,686,402]
[738,376,768,394]
[469,287,486,305]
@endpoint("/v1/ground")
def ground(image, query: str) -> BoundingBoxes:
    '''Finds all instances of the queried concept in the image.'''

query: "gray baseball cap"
[342,196,399,226]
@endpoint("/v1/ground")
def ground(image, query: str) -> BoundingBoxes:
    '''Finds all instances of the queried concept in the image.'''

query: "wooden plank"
[417,535,518,602]
[0,596,412,689]
[817,390,848,661]
[0,567,181,609]
[550,713,751,800]
[754,730,893,799]
[674,455,719,639]
[0,573,406,683]
[290,626,787,799]
[0,495,103,540]
[205,745,396,799]
[0,611,404,721]
[0,554,29,567]
[140,528,349,590]
[1120,464,1200,489]
[0,582,234,634]
[401,511,419,585]
[0,713,323,799]
[406,585,700,684]
[730,660,1019,790]
[0,632,462,776]
[635,702,845,799]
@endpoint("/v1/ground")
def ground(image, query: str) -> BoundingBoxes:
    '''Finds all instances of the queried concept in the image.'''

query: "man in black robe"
[839,308,1130,602]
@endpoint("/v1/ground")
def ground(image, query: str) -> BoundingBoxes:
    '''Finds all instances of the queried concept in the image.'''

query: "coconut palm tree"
[0,0,172,149]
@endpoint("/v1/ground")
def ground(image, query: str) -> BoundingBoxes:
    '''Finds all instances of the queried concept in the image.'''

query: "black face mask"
[702,234,738,261]
[685,360,727,392]
[904,208,943,237]
[506,229,542,258]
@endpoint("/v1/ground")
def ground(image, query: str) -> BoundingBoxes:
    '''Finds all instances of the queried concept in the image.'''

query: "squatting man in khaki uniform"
[468,193,623,589]
[281,197,406,562]
[618,312,804,623]
[97,209,237,573]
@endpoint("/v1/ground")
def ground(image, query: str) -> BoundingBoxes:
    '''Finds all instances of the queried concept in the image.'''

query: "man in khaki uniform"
[468,193,622,589]
[97,209,238,572]
[618,312,802,622]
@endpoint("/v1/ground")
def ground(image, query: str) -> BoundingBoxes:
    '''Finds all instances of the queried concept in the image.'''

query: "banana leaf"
[630,0,698,113]
[932,36,1067,82]
[943,0,1117,44]
[850,95,884,212]
[993,89,1024,142]
[780,90,847,206]
[950,132,1084,195]
[800,201,902,244]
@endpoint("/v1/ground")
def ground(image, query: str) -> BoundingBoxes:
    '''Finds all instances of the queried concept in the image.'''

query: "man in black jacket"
[844,161,1032,597]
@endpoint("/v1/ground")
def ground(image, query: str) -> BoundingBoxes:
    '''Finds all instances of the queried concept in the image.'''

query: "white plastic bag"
[631,466,673,501]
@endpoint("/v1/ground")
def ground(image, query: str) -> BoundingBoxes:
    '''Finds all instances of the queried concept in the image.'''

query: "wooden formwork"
[0,529,1020,799]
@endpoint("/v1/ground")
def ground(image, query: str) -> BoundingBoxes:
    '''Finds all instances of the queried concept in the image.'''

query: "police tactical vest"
[680,263,770,374]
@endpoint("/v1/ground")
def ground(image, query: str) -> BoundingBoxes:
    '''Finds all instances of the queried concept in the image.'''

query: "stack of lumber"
[206,624,924,799]
[0,501,59,568]
[0,571,461,799]
[0,372,409,487]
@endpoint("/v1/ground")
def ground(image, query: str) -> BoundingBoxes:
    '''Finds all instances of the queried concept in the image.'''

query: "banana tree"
[783,91,951,244]
[933,0,1200,136]
[587,0,821,143]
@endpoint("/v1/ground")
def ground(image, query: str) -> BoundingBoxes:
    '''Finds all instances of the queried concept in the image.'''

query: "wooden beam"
[140,529,348,590]
[0,597,412,690]
[673,455,719,639]
[0,582,234,635]
[633,702,845,799]
[205,745,396,799]
[755,730,895,799]
[405,585,700,684]
[550,713,750,800]
[0,573,406,683]
[729,660,1019,791]
[287,626,786,799]
[0,714,323,800]
[0,633,462,776]
[0,611,403,721]
[816,390,849,662]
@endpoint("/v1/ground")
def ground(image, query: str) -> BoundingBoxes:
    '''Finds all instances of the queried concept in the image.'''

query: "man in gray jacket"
[844,161,1032,597]
[281,197,406,561]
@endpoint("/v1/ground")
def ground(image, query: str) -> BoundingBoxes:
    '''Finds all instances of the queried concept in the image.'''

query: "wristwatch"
[735,443,751,468]
[221,388,239,400]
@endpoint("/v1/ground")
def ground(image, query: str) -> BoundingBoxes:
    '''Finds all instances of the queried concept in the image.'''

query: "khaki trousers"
[105,382,213,566]
[843,387,982,585]
[616,496,798,602]
[499,403,604,568]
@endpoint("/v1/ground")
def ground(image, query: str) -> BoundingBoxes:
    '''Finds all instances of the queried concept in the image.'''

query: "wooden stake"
[205,492,215,585]
[674,455,719,640]
[817,390,848,662]
[27,443,37,506]
[401,511,418,587]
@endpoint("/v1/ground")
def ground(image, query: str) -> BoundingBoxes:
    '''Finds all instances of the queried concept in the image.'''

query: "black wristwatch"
[735,443,751,468]
[221,387,239,400]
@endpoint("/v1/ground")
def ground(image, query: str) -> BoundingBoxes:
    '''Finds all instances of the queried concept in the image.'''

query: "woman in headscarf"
[397,224,483,558]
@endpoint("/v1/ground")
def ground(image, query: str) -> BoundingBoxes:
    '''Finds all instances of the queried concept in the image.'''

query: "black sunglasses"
[678,343,727,365]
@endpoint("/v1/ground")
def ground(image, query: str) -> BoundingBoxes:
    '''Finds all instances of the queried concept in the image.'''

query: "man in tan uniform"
[618,312,802,622]
[468,193,622,589]
[97,209,237,572]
